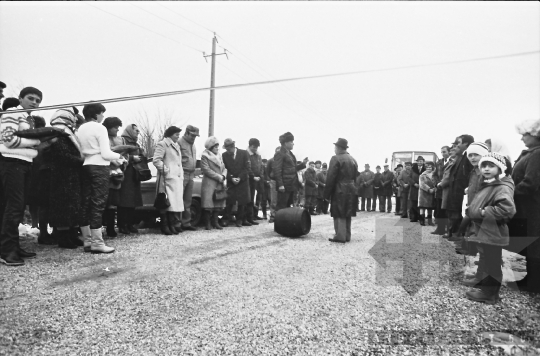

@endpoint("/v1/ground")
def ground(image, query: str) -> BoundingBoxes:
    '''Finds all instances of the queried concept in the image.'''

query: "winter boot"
[104,209,117,238]
[204,210,212,230]
[419,214,426,226]
[212,211,223,230]
[58,229,77,249]
[69,227,83,246]
[80,226,92,253]
[160,214,173,235]
[262,207,268,220]
[90,228,115,254]
[166,212,179,235]
[516,258,540,293]
[465,284,501,305]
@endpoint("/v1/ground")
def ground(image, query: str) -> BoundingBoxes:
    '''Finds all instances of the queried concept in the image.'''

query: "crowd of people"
[1,83,539,305]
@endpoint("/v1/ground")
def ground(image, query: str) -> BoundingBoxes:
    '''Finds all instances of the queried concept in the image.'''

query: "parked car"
[134,163,203,227]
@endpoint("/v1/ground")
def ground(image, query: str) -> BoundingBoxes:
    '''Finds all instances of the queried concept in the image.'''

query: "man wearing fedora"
[179,125,199,231]
[273,132,308,211]
[324,138,359,243]
[222,138,252,227]
[409,156,426,222]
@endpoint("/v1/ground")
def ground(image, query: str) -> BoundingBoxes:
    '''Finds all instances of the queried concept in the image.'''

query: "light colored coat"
[200,149,227,209]
[153,138,184,212]
[418,171,436,208]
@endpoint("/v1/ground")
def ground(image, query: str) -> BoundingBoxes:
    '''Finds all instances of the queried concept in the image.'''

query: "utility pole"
[203,33,228,137]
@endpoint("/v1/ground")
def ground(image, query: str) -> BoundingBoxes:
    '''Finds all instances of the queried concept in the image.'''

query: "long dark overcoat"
[509,145,540,258]
[222,148,251,205]
[381,170,394,196]
[434,158,448,199]
[273,147,306,191]
[46,137,84,227]
[447,153,473,212]
[117,139,143,208]
[304,167,318,196]
[408,164,426,201]
[357,170,375,199]
[440,159,455,209]
[316,170,327,199]
[323,152,359,218]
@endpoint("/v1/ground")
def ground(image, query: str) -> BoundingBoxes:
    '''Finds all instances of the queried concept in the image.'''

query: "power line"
[131,3,210,43]
[7,50,539,115]
[157,4,215,35]
[86,3,204,54]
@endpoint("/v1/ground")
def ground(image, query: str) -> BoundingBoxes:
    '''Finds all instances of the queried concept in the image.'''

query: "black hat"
[376,165,381,169]
[262,159,268,163]
[308,161,314,165]
[0,81,6,89]
[416,156,424,162]
[279,132,294,144]
[322,163,327,168]
[249,138,260,147]
[396,164,403,169]
[334,138,348,149]
[364,164,370,167]
[404,161,412,166]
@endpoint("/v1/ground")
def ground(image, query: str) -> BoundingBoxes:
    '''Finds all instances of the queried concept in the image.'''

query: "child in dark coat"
[464,152,516,304]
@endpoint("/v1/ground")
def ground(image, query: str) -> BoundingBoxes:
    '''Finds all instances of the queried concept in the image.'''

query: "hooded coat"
[467,178,516,247]
[508,145,540,257]
[201,141,227,209]
[408,163,426,201]
[117,125,144,208]
[323,152,359,218]
[418,170,436,208]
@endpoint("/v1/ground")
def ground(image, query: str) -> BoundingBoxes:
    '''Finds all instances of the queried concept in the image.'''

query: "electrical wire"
[157,4,216,35]
[6,50,539,115]
[87,3,204,54]
[131,3,210,43]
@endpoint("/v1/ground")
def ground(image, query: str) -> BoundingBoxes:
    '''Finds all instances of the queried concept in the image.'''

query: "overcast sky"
[1,2,538,166]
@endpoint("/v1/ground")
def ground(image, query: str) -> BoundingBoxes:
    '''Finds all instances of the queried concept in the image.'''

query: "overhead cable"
[6,50,539,115]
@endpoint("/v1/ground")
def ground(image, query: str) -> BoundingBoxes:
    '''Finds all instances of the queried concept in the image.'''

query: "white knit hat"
[479,152,507,172]
[466,142,489,157]
[515,119,540,137]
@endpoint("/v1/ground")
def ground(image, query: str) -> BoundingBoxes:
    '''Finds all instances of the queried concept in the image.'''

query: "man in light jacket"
[178,125,199,231]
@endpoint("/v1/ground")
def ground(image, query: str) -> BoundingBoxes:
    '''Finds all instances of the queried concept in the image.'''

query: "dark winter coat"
[509,145,540,258]
[357,170,375,199]
[222,148,252,205]
[373,172,383,196]
[408,164,426,201]
[440,158,456,209]
[447,152,473,212]
[397,168,412,197]
[304,167,318,197]
[434,157,450,199]
[117,138,143,208]
[467,178,516,247]
[273,147,306,192]
[316,170,327,199]
[45,137,84,227]
[323,152,359,218]
[381,170,394,196]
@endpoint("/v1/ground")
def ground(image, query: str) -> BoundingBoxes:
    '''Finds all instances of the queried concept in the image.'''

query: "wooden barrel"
[274,207,311,238]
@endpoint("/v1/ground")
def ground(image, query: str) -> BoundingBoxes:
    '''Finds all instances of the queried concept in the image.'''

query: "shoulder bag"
[153,173,170,210]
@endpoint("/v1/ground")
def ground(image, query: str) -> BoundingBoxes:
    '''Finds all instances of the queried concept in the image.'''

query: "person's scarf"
[121,124,139,145]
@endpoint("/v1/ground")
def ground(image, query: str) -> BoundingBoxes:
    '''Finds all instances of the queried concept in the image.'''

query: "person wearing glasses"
[0,87,44,266]
[178,125,199,231]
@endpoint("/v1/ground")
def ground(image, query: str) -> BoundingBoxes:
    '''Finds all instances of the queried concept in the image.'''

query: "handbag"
[133,156,152,182]
[213,182,228,201]
[153,173,170,210]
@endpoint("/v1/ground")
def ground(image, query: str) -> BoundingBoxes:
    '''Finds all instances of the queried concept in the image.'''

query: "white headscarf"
[488,138,511,162]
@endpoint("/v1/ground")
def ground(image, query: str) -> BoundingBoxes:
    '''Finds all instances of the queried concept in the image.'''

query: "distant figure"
[380,164,394,213]
[303,161,319,215]
[316,163,328,214]
[179,125,199,231]
[398,162,412,218]
[324,138,359,243]
[357,164,375,212]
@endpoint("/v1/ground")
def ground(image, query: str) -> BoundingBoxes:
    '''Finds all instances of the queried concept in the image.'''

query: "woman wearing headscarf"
[418,161,436,226]
[45,108,85,248]
[102,117,125,239]
[200,136,227,230]
[509,119,540,293]
[153,126,184,235]
[117,124,144,234]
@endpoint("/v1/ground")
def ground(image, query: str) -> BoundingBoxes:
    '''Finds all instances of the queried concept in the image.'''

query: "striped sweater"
[0,106,40,162]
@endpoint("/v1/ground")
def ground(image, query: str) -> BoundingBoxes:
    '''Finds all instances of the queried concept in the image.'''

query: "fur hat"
[467,142,489,157]
[479,152,507,173]
[515,119,540,137]
[204,136,220,150]
[279,132,294,144]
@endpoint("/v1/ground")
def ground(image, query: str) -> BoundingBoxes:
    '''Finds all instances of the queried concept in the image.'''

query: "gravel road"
[1,211,539,355]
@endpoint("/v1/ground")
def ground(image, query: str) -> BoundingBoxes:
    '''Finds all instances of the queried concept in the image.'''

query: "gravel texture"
[1,212,539,355]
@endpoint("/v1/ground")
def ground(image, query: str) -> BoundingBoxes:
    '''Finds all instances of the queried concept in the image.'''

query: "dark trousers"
[81,165,110,229]
[316,198,329,213]
[481,243,503,286]
[224,203,245,222]
[247,178,264,220]
[409,199,419,221]
[395,196,401,214]
[276,190,295,211]
[378,195,392,212]
[360,197,372,211]
[400,191,409,217]
[256,182,269,209]
[0,158,32,255]
[447,209,463,234]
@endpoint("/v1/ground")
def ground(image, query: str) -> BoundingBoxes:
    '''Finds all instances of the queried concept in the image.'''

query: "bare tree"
[132,105,187,158]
